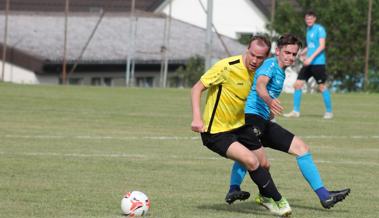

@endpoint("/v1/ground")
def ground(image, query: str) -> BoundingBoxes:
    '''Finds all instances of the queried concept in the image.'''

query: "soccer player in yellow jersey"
[191,36,292,216]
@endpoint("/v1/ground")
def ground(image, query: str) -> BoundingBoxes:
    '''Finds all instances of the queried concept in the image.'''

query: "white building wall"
[0,60,39,84]
[156,0,269,39]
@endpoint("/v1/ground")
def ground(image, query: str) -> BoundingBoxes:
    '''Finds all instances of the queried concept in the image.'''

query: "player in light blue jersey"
[285,10,333,119]
[227,34,350,209]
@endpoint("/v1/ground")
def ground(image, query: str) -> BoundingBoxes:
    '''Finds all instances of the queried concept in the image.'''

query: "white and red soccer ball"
[121,191,150,217]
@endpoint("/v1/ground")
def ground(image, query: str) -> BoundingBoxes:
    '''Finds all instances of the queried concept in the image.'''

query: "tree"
[272,0,379,92]
[173,55,205,88]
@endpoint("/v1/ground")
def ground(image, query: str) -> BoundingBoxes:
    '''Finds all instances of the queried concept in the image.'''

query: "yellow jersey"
[200,55,254,134]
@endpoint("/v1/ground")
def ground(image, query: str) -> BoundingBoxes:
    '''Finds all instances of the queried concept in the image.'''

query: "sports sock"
[294,89,302,112]
[322,89,332,112]
[228,185,240,193]
[248,166,282,201]
[229,161,247,190]
[297,152,330,200]
[315,187,330,201]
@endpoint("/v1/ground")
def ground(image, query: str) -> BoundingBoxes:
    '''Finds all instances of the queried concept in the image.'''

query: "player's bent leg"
[251,147,271,198]
[252,147,270,170]
[319,84,333,119]
[226,142,260,171]
[287,136,309,156]
[226,142,287,215]
[289,137,339,206]
[293,79,305,90]
[284,80,304,118]
[225,161,250,204]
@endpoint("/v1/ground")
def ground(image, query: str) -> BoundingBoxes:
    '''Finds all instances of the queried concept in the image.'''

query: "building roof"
[0,12,246,73]
[0,0,164,12]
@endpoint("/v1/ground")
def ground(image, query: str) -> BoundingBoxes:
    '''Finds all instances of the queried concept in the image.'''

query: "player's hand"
[303,57,312,66]
[191,119,205,133]
[269,98,283,116]
[269,112,275,120]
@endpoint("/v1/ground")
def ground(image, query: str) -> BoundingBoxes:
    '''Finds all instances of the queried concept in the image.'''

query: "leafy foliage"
[272,0,379,92]
[173,55,205,88]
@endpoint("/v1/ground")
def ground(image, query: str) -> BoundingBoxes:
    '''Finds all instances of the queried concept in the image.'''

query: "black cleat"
[225,190,250,204]
[321,188,351,209]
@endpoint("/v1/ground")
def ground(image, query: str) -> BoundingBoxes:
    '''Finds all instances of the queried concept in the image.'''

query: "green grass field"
[0,82,378,218]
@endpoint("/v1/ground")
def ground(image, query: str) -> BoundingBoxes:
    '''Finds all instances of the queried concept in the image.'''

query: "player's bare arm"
[191,81,206,132]
[256,76,283,116]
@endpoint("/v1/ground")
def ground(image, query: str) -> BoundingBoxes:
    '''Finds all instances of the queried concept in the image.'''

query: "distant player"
[284,10,333,119]
[191,35,292,216]
[228,34,350,210]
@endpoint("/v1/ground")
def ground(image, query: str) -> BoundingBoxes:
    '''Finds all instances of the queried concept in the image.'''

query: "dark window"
[91,77,101,86]
[136,77,154,87]
[69,78,83,85]
[103,77,113,86]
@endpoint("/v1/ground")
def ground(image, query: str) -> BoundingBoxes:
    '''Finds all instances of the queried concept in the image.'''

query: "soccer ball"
[121,191,150,217]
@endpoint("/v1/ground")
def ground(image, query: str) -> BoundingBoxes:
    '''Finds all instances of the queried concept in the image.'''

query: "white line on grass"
[1,151,378,166]
[2,134,379,140]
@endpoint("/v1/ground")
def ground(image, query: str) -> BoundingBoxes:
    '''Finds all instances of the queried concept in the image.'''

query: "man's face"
[244,40,269,71]
[276,44,300,68]
[305,15,316,27]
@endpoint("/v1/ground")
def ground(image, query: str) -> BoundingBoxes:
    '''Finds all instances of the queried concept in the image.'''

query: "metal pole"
[161,0,172,88]
[205,0,213,70]
[364,0,372,89]
[198,0,230,56]
[270,0,276,38]
[130,15,137,87]
[68,10,105,77]
[62,0,69,85]
[1,0,10,81]
[126,0,136,87]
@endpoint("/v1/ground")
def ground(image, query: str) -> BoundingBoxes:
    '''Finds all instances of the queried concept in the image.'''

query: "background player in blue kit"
[226,34,350,210]
[284,10,333,119]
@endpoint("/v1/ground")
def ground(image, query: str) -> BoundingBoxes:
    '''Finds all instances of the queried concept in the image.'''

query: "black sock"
[248,166,282,201]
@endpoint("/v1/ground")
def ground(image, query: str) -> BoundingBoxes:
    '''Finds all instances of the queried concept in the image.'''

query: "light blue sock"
[230,161,247,186]
[296,152,324,191]
[293,89,302,112]
[322,89,332,112]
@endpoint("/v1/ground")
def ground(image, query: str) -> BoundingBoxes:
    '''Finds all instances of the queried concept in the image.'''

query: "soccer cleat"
[225,190,250,204]
[276,197,292,217]
[255,194,280,214]
[323,112,333,119]
[283,111,300,118]
[256,195,292,217]
[320,188,350,209]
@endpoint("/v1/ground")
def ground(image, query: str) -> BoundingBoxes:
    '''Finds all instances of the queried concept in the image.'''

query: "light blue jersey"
[245,57,285,120]
[306,23,326,65]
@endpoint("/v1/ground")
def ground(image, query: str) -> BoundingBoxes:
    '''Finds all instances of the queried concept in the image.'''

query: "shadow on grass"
[197,198,349,216]
[197,201,270,216]
[290,202,350,213]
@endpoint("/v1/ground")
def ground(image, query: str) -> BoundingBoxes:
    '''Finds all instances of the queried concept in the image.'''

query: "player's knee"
[289,137,309,156]
[243,156,260,171]
[260,160,270,170]
[298,143,310,155]
[293,81,303,89]
[319,84,326,92]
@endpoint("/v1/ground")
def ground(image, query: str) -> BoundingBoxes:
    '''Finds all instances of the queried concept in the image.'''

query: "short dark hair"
[248,35,271,56]
[305,10,317,17]
[277,33,303,49]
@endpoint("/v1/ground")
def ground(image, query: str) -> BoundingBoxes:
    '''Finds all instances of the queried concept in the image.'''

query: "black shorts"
[245,114,294,153]
[298,65,327,84]
[200,125,262,158]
